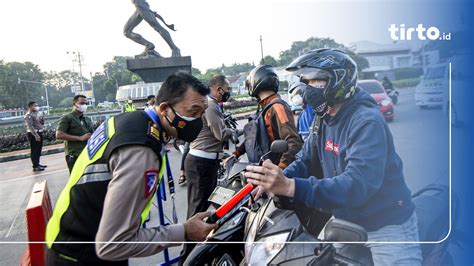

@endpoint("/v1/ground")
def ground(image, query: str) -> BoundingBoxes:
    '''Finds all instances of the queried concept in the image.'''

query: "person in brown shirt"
[229,65,302,169]
[24,101,46,171]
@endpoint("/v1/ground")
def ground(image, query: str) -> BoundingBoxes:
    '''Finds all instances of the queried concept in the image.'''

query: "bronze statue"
[124,0,181,58]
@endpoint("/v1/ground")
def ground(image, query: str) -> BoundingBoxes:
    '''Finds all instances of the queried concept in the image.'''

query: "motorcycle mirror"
[258,140,289,166]
[270,140,289,154]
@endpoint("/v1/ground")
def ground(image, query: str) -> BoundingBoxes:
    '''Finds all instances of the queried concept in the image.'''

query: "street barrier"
[20,181,53,266]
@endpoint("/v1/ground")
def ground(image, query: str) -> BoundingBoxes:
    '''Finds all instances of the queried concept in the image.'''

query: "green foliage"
[93,56,142,103]
[261,55,278,66]
[58,97,73,107]
[393,67,424,80]
[392,78,421,88]
[0,61,45,109]
[276,37,369,72]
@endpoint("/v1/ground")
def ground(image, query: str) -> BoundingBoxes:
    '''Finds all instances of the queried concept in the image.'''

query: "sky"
[0,0,464,76]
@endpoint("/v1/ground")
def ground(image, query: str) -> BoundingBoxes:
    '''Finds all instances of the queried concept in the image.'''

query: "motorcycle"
[242,183,456,265]
[382,80,399,105]
[388,90,400,105]
[184,140,289,265]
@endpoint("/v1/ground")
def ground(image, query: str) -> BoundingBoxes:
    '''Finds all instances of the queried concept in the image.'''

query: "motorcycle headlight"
[381,98,392,106]
[245,232,289,265]
[215,211,245,233]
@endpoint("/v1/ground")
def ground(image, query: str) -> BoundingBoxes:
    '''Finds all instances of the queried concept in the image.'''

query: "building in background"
[350,41,419,80]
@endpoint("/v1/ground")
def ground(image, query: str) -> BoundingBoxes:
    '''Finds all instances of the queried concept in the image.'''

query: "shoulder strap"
[258,99,288,118]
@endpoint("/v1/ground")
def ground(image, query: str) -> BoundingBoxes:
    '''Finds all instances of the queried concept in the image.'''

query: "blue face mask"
[165,105,203,142]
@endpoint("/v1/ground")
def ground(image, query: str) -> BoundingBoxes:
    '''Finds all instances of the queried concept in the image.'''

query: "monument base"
[126,56,192,83]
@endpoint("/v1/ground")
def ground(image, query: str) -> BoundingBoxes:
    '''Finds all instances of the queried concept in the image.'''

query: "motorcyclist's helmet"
[246,65,279,98]
[288,81,306,96]
[286,48,358,105]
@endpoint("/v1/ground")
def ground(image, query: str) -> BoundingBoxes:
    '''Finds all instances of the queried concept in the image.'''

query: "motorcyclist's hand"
[251,185,267,201]
[245,159,295,198]
[184,211,218,241]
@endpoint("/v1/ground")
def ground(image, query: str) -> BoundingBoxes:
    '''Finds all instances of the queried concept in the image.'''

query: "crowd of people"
[11,48,423,265]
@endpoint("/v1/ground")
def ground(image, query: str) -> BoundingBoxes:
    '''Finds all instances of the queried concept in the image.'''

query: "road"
[0,87,452,265]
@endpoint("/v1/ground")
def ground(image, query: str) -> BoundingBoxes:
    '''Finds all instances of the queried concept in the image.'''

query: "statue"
[124,0,181,58]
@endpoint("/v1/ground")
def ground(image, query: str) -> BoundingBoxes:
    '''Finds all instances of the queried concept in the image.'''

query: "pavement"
[0,87,460,265]
[0,143,64,163]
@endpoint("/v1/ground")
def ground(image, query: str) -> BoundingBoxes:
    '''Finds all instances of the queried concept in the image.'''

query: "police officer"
[45,71,217,265]
[122,96,136,112]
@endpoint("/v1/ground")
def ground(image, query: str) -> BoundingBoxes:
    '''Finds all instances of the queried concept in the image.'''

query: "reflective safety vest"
[45,111,164,264]
[124,103,136,112]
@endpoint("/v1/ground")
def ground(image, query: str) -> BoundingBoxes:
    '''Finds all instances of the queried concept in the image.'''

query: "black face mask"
[304,85,328,116]
[166,106,203,142]
[219,88,231,102]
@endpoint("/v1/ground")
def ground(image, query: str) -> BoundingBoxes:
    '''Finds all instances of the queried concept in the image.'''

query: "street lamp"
[18,78,50,115]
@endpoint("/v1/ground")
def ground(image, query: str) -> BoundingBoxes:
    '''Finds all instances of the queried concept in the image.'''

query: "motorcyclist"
[289,81,315,140]
[226,65,302,169]
[382,76,394,94]
[244,49,422,265]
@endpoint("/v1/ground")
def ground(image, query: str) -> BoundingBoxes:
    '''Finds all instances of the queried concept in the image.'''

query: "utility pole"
[77,51,84,91]
[67,51,85,91]
[90,72,96,106]
[260,35,264,65]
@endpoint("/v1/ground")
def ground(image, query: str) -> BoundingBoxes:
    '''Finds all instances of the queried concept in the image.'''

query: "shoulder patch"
[144,169,159,198]
[87,121,108,159]
[148,122,161,141]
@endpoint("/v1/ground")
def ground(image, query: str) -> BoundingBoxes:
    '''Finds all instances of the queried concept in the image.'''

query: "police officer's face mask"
[165,105,203,142]
[304,84,328,116]
[219,88,231,102]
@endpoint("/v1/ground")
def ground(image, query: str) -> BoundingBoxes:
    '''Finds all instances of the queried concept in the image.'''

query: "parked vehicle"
[415,63,448,109]
[358,79,394,121]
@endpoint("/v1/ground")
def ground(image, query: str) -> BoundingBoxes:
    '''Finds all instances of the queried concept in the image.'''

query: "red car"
[357,79,394,121]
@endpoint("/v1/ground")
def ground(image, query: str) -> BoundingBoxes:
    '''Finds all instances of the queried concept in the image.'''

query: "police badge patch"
[87,121,108,159]
[144,170,159,198]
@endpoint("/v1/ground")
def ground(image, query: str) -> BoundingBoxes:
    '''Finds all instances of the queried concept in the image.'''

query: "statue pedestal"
[126,56,192,83]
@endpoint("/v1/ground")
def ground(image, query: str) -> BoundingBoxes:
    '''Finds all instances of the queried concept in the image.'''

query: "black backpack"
[243,99,287,163]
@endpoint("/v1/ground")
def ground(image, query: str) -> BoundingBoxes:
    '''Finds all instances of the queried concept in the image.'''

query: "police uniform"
[123,102,136,112]
[45,110,184,265]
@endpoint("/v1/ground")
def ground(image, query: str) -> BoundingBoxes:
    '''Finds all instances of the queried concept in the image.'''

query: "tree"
[277,37,369,72]
[93,56,141,103]
[191,67,201,75]
[44,70,79,108]
[0,61,45,109]
[59,97,73,107]
[261,55,278,66]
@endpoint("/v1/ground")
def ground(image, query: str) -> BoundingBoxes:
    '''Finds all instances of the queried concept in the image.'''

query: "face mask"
[33,106,40,112]
[290,94,304,107]
[128,100,133,104]
[219,89,231,102]
[304,85,327,116]
[165,105,203,142]
[76,104,88,113]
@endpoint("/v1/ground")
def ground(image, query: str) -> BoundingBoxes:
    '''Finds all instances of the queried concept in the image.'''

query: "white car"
[415,63,448,109]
